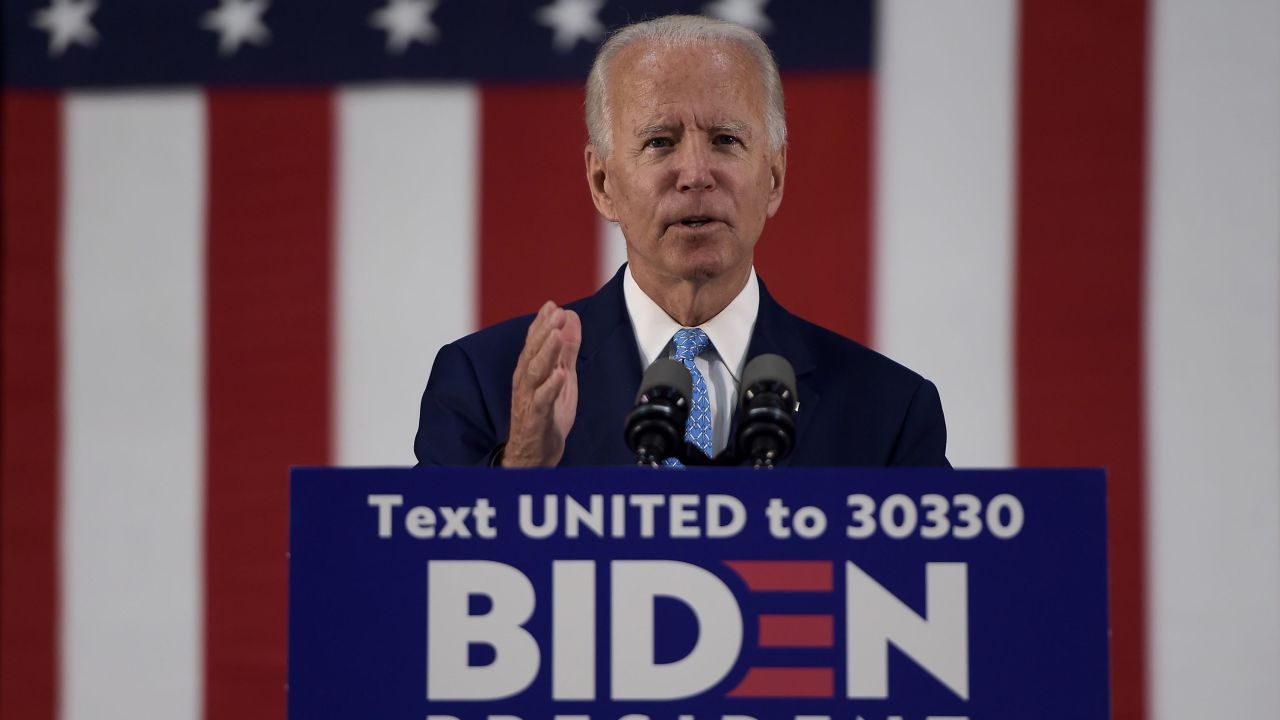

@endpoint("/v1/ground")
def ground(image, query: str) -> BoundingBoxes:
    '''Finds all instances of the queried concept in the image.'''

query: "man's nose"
[676,142,716,192]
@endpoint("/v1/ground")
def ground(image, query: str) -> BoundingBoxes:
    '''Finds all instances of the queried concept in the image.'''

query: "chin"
[669,255,734,283]
[664,230,751,282]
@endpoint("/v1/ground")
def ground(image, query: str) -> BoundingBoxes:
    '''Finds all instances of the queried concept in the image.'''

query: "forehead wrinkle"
[607,41,770,152]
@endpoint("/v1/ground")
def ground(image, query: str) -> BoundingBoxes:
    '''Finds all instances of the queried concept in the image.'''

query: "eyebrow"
[708,121,751,137]
[634,121,752,137]
[635,123,671,137]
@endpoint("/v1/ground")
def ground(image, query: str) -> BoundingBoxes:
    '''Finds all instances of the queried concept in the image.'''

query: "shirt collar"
[622,265,760,381]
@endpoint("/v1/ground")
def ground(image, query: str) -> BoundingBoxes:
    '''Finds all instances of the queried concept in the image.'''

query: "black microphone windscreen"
[740,353,797,402]
[736,353,799,468]
[636,357,693,403]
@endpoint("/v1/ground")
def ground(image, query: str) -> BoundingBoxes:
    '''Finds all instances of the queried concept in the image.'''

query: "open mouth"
[679,217,714,228]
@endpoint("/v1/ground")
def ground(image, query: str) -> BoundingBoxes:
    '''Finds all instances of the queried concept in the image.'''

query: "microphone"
[735,354,798,468]
[625,358,692,466]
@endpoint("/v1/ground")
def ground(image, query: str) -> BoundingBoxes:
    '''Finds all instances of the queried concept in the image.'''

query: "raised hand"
[501,301,582,467]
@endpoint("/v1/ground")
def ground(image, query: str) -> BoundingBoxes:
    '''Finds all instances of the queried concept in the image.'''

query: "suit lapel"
[570,267,644,464]
[741,278,821,466]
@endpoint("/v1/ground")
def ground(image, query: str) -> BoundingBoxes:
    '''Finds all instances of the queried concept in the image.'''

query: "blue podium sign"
[288,468,1108,720]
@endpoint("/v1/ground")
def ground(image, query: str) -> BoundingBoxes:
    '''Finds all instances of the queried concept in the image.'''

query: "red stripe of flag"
[755,72,872,343]
[478,84,600,327]
[1015,2,1149,719]
[725,560,833,592]
[758,614,834,648]
[0,91,62,720]
[727,667,834,698]
[204,90,334,720]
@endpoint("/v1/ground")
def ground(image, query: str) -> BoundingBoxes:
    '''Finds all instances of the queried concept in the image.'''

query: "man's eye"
[645,137,673,149]
[713,134,741,146]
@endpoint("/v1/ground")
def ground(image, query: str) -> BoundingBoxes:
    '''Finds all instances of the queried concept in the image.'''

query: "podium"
[288,468,1109,719]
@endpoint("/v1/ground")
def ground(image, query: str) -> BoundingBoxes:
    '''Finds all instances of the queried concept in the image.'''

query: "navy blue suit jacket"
[415,267,949,467]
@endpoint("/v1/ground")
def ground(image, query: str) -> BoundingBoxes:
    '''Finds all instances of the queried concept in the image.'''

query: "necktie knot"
[672,327,710,361]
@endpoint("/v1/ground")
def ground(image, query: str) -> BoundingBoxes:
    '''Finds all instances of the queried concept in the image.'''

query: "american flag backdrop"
[2,0,1278,718]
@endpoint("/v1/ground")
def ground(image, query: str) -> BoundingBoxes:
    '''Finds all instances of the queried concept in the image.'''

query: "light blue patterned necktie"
[665,327,712,467]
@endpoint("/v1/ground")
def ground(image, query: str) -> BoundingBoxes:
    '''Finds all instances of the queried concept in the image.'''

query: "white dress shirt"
[622,265,760,455]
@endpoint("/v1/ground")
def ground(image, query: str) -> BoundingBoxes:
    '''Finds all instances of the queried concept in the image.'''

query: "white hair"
[585,14,787,157]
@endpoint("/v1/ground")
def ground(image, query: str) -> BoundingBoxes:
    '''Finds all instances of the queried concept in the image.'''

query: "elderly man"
[415,15,948,468]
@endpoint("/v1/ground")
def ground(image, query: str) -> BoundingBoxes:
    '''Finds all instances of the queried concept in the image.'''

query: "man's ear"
[765,143,787,218]
[585,144,617,221]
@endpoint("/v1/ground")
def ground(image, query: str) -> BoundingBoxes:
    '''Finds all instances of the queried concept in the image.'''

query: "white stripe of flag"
[1146,0,1280,715]
[335,86,479,467]
[61,92,205,720]
[873,0,1018,468]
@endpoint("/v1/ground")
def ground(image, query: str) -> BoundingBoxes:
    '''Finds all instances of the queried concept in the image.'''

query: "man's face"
[586,41,786,286]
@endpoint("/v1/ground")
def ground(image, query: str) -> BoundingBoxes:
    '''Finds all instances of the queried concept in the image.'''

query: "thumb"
[559,310,583,368]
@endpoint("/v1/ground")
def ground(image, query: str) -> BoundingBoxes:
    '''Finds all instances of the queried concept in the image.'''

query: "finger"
[525,326,567,388]
[534,309,572,365]
[525,305,569,365]
[556,310,582,370]
[531,367,568,418]
[520,302,556,359]
[514,301,559,378]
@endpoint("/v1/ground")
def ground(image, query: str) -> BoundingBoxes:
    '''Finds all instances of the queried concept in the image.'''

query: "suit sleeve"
[414,342,504,466]
[888,377,951,468]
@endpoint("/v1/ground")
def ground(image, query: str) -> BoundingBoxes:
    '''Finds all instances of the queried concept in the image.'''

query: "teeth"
[683,218,710,227]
